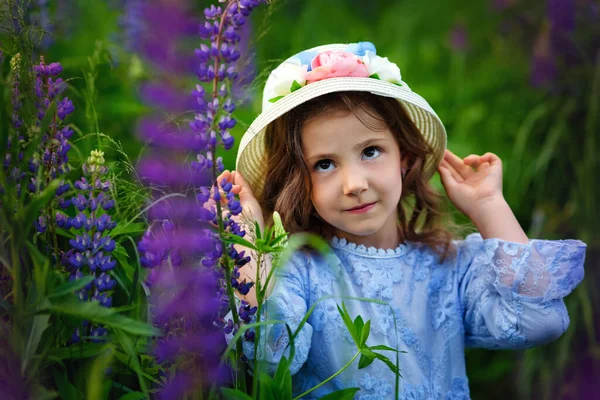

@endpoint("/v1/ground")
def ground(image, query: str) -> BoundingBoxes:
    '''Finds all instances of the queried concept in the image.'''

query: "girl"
[220,43,586,399]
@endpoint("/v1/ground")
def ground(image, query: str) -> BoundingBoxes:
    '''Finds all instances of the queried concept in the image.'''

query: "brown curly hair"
[258,91,456,258]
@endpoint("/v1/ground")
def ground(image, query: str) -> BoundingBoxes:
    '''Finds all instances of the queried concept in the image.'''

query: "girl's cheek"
[373,160,402,180]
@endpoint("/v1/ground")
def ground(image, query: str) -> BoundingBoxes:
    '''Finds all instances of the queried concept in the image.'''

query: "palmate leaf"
[43,296,161,336]
[374,352,401,377]
[358,352,376,369]
[353,315,364,344]
[370,344,401,353]
[254,220,263,240]
[221,231,258,250]
[269,233,288,247]
[359,320,371,348]
[336,303,357,344]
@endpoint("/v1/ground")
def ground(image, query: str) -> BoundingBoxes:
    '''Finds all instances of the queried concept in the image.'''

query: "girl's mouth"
[345,202,376,214]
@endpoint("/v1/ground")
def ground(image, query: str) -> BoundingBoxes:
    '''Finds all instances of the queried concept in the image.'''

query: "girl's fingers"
[478,152,501,166]
[463,152,501,171]
[440,159,464,183]
[217,170,232,182]
[437,163,458,190]
[444,149,473,179]
[463,154,481,168]
[231,171,256,204]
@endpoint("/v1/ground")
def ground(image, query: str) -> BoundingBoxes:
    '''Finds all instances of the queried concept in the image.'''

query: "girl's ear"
[400,156,409,180]
[400,156,409,171]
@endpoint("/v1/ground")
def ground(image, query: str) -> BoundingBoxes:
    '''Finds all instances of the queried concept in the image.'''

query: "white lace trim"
[330,236,410,258]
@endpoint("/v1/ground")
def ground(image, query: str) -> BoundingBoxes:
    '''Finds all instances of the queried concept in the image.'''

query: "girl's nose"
[342,167,368,195]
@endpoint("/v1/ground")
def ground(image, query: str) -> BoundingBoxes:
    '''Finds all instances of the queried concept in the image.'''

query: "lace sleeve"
[242,252,313,376]
[457,233,586,349]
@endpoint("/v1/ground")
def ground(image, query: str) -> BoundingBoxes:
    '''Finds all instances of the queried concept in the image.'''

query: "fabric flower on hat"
[363,50,403,85]
[305,51,370,83]
[263,57,308,102]
[264,43,406,104]
[345,41,377,57]
[295,49,318,70]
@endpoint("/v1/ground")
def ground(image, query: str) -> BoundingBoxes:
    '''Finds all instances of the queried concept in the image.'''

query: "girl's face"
[302,108,406,249]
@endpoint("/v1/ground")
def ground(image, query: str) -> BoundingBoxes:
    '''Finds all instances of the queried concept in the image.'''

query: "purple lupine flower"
[57,97,75,120]
[2,55,74,227]
[30,57,73,195]
[134,1,267,397]
[150,267,231,397]
[183,1,267,346]
[61,150,118,342]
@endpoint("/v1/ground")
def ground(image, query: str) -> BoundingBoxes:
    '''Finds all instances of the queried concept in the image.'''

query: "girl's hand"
[216,170,264,234]
[437,149,504,220]
[213,170,266,308]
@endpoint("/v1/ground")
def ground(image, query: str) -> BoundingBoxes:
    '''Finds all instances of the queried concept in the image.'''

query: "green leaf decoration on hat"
[290,80,303,92]
[268,95,284,103]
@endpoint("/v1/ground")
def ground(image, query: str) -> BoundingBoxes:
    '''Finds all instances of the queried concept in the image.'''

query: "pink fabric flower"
[304,51,369,83]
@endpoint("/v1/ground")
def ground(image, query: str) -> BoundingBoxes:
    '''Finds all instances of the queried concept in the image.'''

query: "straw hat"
[236,42,447,196]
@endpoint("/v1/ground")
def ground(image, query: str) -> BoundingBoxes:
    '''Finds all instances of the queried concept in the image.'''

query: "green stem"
[216,199,246,392]
[214,150,246,393]
[252,251,263,399]
[48,205,59,265]
[293,351,360,400]
[211,0,247,393]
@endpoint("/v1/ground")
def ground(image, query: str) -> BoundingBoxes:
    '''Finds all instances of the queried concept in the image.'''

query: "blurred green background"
[1,0,598,398]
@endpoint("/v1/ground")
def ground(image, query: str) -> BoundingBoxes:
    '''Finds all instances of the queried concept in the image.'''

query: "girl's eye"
[362,146,382,160]
[314,159,334,172]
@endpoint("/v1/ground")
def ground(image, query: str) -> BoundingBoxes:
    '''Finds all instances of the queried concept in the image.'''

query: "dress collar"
[330,236,410,258]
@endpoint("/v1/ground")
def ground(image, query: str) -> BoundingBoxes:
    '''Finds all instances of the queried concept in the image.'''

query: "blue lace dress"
[244,233,586,399]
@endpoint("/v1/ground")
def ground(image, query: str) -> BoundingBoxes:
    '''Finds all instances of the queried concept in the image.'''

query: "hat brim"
[236,77,447,196]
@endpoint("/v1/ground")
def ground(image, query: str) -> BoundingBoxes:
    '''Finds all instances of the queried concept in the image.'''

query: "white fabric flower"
[262,57,308,108]
[362,50,402,84]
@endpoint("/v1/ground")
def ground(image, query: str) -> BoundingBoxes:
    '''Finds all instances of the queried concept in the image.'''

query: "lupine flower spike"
[60,150,117,343]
